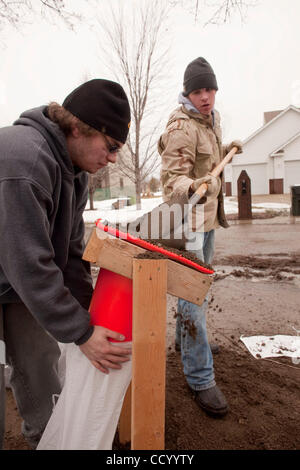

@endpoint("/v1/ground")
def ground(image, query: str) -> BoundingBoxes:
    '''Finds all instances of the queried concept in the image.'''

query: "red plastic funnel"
[89,268,132,342]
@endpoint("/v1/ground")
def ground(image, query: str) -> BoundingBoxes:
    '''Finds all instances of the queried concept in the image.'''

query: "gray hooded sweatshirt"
[0,106,94,345]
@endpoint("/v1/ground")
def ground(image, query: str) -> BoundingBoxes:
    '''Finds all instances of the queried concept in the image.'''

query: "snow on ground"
[83,197,163,224]
[83,196,290,225]
[225,198,290,214]
[251,202,291,210]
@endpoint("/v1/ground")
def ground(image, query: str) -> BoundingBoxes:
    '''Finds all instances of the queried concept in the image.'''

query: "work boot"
[192,385,228,417]
[175,342,220,354]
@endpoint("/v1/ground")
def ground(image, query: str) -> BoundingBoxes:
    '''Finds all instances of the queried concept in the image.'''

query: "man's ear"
[70,123,80,138]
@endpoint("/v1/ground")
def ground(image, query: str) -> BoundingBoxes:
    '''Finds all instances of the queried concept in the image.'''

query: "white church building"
[225,105,300,196]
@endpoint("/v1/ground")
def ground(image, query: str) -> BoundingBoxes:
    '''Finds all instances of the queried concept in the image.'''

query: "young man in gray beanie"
[159,57,242,417]
[0,79,131,448]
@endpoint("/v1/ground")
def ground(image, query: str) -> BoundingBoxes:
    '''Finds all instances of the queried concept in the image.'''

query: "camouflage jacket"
[158,105,229,232]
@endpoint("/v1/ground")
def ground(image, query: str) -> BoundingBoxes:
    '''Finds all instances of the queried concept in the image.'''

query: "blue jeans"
[176,230,216,391]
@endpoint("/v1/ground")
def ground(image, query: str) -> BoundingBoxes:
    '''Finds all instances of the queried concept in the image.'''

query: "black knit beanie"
[183,57,218,96]
[62,79,131,143]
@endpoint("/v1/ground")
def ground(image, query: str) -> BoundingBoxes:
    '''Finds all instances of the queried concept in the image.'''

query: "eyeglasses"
[102,133,120,154]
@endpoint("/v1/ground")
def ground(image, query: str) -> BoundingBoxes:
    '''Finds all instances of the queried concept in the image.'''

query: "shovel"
[125,146,238,250]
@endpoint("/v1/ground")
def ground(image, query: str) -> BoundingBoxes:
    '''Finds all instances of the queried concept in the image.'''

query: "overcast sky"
[1,0,300,144]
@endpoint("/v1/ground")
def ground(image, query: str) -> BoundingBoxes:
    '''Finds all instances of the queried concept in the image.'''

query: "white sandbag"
[37,342,132,450]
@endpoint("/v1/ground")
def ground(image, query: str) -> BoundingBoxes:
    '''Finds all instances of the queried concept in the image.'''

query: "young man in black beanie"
[0,79,131,448]
[159,57,242,417]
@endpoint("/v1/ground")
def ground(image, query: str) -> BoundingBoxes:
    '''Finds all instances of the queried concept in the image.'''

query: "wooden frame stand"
[83,227,213,450]
[131,258,167,449]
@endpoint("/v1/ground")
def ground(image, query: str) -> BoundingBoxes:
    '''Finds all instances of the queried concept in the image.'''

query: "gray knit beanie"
[183,57,218,96]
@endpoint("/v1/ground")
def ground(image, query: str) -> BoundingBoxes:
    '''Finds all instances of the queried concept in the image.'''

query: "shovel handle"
[195,146,238,199]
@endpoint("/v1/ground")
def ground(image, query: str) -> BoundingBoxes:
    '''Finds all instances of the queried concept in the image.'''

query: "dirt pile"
[213,253,300,282]
[214,253,300,270]
[165,346,300,450]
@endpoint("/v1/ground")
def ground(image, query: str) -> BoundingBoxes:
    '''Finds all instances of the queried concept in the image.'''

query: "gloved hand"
[190,173,221,200]
[227,139,243,154]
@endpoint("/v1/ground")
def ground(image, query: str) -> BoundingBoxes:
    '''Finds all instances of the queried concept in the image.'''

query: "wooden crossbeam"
[83,228,212,306]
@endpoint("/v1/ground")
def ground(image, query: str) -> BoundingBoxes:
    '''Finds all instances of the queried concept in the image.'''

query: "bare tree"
[88,167,109,211]
[98,0,171,209]
[0,0,87,31]
[170,0,258,24]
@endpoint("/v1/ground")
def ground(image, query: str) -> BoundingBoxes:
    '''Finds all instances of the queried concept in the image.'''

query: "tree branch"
[0,0,86,31]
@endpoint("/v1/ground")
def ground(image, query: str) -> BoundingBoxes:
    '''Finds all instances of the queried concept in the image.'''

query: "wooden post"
[237,170,252,219]
[131,259,167,450]
[118,382,132,445]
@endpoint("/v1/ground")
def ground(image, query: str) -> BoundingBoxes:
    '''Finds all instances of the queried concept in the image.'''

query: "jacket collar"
[181,105,214,128]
